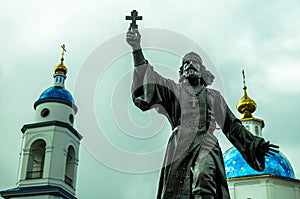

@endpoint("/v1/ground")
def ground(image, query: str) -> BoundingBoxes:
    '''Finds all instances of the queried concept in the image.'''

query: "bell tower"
[0,45,82,199]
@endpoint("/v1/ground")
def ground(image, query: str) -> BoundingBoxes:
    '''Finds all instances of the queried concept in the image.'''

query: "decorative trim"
[228,174,300,183]
[21,121,83,140]
[34,98,78,113]
[240,117,265,128]
[45,145,54,152]
[0,185,77,199]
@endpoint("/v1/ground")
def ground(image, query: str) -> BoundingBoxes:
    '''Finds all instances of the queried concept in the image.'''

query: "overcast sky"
[1,0,300,198]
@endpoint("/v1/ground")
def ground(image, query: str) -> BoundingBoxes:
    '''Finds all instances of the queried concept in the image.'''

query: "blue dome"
[39,86,74,104]
[223,147,295,179]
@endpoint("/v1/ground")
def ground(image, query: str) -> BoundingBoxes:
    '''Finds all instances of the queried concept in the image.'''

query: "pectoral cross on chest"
[190,97,198,108]
[189,97,199,117]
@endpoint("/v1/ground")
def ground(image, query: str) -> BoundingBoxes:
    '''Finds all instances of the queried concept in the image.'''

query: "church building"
[0,45,82,199]
[223,71,300,199]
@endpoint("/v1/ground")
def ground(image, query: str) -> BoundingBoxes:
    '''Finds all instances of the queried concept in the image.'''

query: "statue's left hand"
[259,141,279,156]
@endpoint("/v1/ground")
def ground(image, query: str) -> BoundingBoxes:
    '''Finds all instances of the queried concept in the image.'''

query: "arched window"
[26,139,46,179]
[65,145,76,187]
[255,126,259,135]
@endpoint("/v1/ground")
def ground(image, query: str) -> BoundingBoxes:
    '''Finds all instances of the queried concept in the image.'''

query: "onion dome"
[236,70,257,119]
[39,87,74,104]
[223,147,295,179]
[34,44,77,112]
[54,60,68,75]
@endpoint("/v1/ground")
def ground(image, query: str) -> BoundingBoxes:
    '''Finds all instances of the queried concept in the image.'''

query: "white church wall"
[228,176,300,199]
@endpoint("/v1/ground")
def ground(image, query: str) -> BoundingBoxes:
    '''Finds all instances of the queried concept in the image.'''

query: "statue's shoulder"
[165,78,180,88]
[206,87,221,96]
[159,78,181,95]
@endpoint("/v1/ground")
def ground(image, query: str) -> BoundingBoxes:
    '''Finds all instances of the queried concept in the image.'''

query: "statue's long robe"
[131,63,266,199]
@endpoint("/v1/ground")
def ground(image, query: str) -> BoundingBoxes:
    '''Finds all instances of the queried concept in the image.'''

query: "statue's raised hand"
[126,29,141,51]
[258,141,279,156]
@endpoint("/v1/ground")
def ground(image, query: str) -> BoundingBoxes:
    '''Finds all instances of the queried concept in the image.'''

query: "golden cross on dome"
[61,44,66,61]
[242,69,247,90]
[54,44,68,75]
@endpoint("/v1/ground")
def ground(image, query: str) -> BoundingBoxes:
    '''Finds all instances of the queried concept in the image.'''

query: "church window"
[255,126,259,135]
[69,114,74,124]
[65,145,76,187]
[40,108,50,117]
[26,139,46,179]
[245,125,250,130]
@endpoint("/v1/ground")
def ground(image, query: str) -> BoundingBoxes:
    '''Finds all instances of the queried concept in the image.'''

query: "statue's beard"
[182,69,201,80]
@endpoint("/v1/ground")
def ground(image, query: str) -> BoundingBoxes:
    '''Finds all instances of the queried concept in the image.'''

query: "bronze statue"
[126,11,279,199]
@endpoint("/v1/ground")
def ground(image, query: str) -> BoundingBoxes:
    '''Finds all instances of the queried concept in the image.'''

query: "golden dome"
[237,85,256,119]
[236,70,257,119]
[54,44,68,75]
[54,59,68,75]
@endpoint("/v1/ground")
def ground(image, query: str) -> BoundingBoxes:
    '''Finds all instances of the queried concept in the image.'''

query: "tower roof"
[34,44,77,112]
[38,87,74,104]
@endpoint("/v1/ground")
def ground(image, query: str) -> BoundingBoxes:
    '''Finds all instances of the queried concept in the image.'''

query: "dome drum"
[34,102,75,126]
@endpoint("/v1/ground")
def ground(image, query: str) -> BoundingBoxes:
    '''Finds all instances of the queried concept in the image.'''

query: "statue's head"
[179,52,215,86]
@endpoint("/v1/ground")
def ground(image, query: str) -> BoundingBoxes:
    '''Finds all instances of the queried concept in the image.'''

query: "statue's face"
[182,58,201,80]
